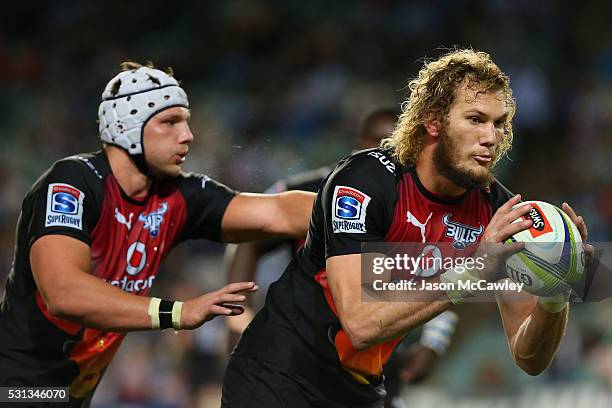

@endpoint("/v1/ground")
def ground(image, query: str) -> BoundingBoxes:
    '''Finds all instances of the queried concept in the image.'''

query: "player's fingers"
[209,304,241,317]
[503,202,532,225]
[576,216,588,242]
[221,281,257,294]
[218,293,247,304]
[584,243,595,267]
[497,194,522,214]
[562,202,584,229]
[562,202,578,220]
[563,202,589,242]
[220,304,245,315]
[499,219,532,241]
[499,240,525,258]
[490,195,522,224]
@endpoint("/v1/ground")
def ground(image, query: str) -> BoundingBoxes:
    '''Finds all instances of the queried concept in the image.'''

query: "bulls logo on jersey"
[139,202,168,237]
[442,214,484,250]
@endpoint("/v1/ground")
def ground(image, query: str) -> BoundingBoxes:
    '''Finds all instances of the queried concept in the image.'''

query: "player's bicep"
[30,235,91,311]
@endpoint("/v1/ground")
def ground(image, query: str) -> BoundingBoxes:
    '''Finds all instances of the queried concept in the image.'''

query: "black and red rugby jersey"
[233,148,512,406]
[0,151,236,405]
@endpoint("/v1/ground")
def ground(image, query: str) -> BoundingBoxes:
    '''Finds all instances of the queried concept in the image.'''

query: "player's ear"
[424,114,441,138]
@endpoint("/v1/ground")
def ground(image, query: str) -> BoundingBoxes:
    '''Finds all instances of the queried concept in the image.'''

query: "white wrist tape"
[172,301,183,331]
[148,297,162,330]
[420,310,459,355]
[538,291,570,313]
[440,266,481,304]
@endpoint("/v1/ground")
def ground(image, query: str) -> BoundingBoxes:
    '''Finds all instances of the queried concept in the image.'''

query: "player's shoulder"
[174,171,236,197]
[32,151,109,192]
[321,148,402,210]
[175,171,215,189]
[332,148,401,180]
[481,176,515,211]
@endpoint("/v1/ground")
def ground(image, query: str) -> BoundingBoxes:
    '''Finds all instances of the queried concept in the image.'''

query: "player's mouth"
[473,154,491,165]
[175,152,188,164]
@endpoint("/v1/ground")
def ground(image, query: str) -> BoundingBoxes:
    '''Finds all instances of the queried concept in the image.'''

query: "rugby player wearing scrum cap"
[0,61,315,407]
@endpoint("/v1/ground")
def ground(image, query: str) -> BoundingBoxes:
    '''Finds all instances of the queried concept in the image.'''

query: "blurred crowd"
[1,0,611,407]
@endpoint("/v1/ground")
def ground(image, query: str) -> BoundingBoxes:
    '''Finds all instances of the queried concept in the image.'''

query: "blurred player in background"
[225,108,459,407]
[222,49,591,408]
[0,61,315,407]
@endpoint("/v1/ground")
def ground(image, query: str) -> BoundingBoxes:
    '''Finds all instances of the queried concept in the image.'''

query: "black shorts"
[222,356,384,408]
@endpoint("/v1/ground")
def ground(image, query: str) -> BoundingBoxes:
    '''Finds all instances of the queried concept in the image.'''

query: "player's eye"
[469,116,481,124]
[494,119,504,128]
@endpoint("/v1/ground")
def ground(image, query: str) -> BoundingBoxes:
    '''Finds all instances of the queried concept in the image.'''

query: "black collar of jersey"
[407,166,471,205]
[99,149,153,206]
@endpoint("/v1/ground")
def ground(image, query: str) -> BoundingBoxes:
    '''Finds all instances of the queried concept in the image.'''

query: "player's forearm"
[349,301,451,350]
[510,303,568,375]
[341,282,452,350]
[272,191,315,238]
[42,271,154,332]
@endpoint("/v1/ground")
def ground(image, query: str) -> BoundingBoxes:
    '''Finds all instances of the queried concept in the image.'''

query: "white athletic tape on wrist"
[440,266,480,304]
[172,301,183,331]
[420,310,459,355]
[538,291,570,313]
[148,297,162,330]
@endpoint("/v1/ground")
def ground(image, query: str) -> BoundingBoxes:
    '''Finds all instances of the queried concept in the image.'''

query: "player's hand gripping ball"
[505,201,585,296]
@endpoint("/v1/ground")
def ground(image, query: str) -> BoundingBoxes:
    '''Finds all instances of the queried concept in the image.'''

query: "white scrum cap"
[98,66,189,155]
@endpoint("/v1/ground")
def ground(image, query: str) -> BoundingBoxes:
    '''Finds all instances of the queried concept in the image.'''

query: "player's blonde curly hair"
[382,49,516,167]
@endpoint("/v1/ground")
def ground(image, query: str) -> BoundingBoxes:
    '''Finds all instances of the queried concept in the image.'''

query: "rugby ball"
[505,201,584,296]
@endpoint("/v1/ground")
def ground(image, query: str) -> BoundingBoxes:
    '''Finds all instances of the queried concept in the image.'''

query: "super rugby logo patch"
[45,183,85,230]
[332,186,371,233]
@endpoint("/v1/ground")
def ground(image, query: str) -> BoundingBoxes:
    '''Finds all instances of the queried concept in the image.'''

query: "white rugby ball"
[505,201,584,296]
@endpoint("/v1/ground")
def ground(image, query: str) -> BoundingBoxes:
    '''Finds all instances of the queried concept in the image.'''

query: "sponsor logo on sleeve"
[367,151,395,174]
[45,183,85,230]
[332,186,371,233]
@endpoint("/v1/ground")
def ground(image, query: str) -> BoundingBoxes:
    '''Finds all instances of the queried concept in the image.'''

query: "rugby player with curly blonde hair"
[222,49,590,408]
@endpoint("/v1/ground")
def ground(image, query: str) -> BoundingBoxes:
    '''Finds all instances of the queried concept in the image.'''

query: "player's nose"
[480,122,497,147]
[179,123,194,144]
